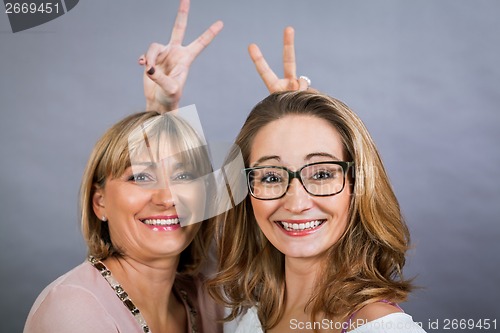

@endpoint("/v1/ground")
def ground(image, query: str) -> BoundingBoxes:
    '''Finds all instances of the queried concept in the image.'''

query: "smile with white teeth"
[278,220,325,232]
[141,218,180,226]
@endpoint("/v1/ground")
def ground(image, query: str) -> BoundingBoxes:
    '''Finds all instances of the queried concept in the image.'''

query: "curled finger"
[144,43,166,72]
[138,54,146,66]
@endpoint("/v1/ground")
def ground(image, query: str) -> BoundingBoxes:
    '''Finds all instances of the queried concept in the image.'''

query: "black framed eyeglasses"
[244,161,354,200]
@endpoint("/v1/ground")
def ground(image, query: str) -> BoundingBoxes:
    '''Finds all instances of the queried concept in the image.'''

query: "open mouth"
[276,219,326,232]
[140,218,180,226]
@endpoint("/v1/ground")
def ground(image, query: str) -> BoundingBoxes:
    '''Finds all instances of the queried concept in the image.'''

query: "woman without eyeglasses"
[24,110,224,333]
[23,1,225,331]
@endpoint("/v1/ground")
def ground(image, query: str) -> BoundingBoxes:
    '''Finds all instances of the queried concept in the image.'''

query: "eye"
[170,165,201,183]
[128,172,156,183]
[260,172,284,184]
[311,169,337,180]
[171,171,196,182]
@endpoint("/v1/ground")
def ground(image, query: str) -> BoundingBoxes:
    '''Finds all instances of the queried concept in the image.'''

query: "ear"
[92,185,106,221]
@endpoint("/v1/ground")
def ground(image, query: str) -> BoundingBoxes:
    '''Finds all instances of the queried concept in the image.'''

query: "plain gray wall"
[1,1,499,332]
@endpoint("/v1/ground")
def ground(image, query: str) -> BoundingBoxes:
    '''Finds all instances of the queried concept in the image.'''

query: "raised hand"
[248,27,310,93]
[139,0,223,112]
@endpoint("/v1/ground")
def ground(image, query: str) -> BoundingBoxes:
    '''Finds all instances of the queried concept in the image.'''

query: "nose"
[151,185,176,208]
[282,178,313,213]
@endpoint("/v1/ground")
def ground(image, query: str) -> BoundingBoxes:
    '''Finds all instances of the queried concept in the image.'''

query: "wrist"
[146,100,179,113]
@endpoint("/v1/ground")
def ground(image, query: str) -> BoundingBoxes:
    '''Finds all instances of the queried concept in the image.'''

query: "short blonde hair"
[209,91,413,328]
[79,111,213,274]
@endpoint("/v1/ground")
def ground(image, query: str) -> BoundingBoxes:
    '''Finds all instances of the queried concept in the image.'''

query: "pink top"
[23,261,223,333]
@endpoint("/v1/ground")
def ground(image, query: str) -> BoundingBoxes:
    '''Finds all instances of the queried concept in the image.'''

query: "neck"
[284,256,324,311]
[103,255,180,326]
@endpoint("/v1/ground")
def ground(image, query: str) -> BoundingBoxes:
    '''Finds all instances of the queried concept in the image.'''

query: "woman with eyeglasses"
[208,90,426,333]
[139,3,426,331]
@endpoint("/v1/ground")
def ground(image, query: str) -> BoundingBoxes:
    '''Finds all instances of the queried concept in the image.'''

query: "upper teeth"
[142,218,180,226]
[279,220,323,231]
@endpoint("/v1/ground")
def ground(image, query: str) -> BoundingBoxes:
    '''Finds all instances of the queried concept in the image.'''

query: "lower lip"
[142,223,181,232]
[275,221,325,237]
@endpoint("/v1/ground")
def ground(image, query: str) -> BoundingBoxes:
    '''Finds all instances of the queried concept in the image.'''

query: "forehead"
[249,115,345,165]
[127,113,206,161]
[129,122,207,161]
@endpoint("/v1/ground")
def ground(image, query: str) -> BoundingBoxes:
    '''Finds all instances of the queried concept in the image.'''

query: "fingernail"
[147,67,155,75]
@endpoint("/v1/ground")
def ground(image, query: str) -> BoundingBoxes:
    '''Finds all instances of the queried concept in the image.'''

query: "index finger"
[170,0,190,45]
[283,26,296,79]
[248,43,279,92]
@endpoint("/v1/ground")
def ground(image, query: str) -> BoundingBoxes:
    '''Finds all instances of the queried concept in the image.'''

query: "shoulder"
[24,283,117,332]
[28,262,111,308]
[353,301,403,323]
[232,306,263,333]
[24,262,121,333]
[348,303,426,333]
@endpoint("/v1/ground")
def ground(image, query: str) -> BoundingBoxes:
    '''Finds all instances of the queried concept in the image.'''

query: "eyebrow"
[130,161,156,168]
[171,161,188,171]
[251,152,341,167]
[252,155,281,167]
[305,152,341,161]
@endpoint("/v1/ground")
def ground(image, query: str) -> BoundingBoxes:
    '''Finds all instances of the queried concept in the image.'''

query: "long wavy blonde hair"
[208,91,413,329]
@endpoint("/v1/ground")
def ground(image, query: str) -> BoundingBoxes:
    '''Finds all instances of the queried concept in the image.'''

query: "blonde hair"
[79,111,213,274]
[208,91,413,328]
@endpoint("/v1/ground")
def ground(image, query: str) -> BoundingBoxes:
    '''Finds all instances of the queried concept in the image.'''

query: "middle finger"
[282,27,296,79]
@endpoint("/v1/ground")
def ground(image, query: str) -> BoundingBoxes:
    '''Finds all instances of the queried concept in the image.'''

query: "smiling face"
[92,134,207,262]
[249,115,352,260]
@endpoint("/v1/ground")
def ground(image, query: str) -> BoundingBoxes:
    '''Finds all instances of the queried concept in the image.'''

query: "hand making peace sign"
[248,26,311,93]
[139,0,223,112]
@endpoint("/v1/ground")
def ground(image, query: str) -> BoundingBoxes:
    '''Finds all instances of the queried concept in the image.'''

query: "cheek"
[176,182,207,221]
[186,182,207,204]
[108,187,150,212]
[250,197,265,219]
[320,190,352,223]
[250,198,278,224]
[338,192,351,214]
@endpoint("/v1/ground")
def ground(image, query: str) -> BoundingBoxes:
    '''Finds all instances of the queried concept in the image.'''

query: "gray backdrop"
[1,1,499,332]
